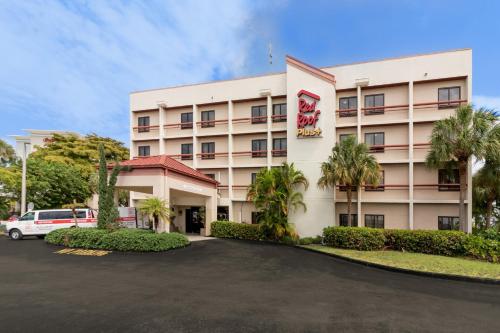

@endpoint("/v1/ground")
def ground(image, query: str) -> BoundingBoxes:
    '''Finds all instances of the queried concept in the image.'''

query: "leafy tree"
[97,144,121,230]
[318,135,380,227]
[426,105,498,231]
[138,197,171,233]
[247,162,308,240]
[0,139,15,166]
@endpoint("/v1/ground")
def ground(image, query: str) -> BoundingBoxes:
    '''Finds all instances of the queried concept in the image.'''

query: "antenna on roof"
[268,43,273,65]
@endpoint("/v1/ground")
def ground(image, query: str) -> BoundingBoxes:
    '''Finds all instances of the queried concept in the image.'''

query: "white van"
[6,209,97,240]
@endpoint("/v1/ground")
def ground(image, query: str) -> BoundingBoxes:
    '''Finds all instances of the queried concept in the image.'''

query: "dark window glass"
[205,173,216,180]
[365,132,385,152]
[251,211,263,224]
[364,94,385,115]
[138,116,150,132]
[272,138,287,157]
[365,214,384,228]
[201,110,215,128]
[339,184,357,192]
[201,142,215,160]
[19,212,35,221]
[438,87,461,108]
[138,146,150,157]
[181,112,193,129]
[438,169,460,191]
[339,96,357,117]
[51,211,75,219]
[251,173,257,184]
[181,143,193,160]
[251,139,267,158]
[438,216,460,230]
[366,171,385,191]
[272,103,287,122]
[339,214,358,227]
[38,212,53,220]
[251,105,267,124]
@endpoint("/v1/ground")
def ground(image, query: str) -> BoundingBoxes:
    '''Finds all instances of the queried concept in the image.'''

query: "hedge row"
[210,221,264,241]
[323,227,499,262]
[45,228,190,252]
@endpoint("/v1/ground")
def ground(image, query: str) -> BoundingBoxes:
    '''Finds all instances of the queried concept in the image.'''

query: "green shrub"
[384,229,467,257]
[473,228,500,241]
[210,221,265,241]
[323,227,386,251]
[463,236,499,262]
[298,236,322,245]
[45,228,189,252]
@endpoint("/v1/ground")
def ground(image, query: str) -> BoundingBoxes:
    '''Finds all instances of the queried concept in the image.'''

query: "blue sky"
[1,0,499,146]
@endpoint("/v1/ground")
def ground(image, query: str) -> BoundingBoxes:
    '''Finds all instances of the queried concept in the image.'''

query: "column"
[192,104,198,169]
[356,85,362,226]
[228,100,234,221]
[153,175,169,233]
[204,192,218,236]
[158,105,165,154]
[408,81,414,230]
[266,94,272,169]
[466,75,473,233]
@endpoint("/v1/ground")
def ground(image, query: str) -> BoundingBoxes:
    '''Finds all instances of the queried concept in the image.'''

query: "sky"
[1,0,499,146]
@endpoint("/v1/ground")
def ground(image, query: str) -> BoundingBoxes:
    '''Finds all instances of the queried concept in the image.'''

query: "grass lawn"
[302,244,500,280]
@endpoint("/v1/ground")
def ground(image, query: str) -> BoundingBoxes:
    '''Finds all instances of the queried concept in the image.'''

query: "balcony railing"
[197,119,228,128]
[133,125,160,132]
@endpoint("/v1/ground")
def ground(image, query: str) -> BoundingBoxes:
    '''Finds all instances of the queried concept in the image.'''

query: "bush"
[298,236,322,245]
[45,228,189,252]
[323,227,386,251]
[210,221,265,241]
[463,236,499,262]
[474,228,500,241]
[384,229,467,257]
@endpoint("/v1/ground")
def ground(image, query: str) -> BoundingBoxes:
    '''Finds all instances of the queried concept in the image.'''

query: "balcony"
[196,152,229,168]
[164,122,193,139]
[413,99,467,122]
[132,125,160,140]
[197,119,229,136]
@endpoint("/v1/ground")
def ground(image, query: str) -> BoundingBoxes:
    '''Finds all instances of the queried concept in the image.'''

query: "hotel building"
[128,49,472,236]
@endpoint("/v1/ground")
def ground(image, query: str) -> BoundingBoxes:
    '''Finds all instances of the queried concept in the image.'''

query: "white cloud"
[0,0,269,143]
[473,95,500,111]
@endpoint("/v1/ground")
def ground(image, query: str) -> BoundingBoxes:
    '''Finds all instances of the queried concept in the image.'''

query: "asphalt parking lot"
[0,235,499,333]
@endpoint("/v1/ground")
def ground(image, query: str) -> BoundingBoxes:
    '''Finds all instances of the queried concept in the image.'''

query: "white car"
[6,209,97,240]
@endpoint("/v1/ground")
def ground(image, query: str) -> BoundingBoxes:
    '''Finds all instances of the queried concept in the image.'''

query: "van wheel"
[9,229,23,240]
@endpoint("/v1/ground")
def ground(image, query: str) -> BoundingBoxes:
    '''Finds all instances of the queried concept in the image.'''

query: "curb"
[297,245,500,285]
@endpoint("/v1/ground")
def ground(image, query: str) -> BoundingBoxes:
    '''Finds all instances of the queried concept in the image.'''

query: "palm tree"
[318,135,380,227]
[247,162,308,240]
[426,105,498,232]
[138,197,171,233]
[0,139,15,165]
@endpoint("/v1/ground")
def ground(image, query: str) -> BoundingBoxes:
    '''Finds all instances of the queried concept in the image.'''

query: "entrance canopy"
[110,155,218,234]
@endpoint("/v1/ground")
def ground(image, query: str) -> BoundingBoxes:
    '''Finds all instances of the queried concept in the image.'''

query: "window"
[181,112,193,129]
[19,212,35,221]
[201,142,215,160]
[365,132,385,152]
[339,96,357,117]
[339,134,355,143]
[438,87,461,109]
[251,105,267,124]
[251,173,257,184]
[339,184,357,192]
[438,216,460,230]
[251,211,263,224]
[138,146,150,157]
[205,173,216,180]
[365,214,384,228]
[366,171,385,191]
[251,139,267,158]
[438,169,459,191]
[272,103,287,122]
[201,110,215,128]
[364,94,384,115]
[339,214,358,227]
[181,143,193,160]
[272,138,287,157]
[138,116,150,132]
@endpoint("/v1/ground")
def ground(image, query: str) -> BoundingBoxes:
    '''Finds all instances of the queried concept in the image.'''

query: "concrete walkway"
[186,234,215,242]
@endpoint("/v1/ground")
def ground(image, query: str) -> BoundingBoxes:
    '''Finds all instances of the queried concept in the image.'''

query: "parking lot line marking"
[55,248,111,256]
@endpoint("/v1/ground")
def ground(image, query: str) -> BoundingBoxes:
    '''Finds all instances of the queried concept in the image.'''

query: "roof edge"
[286,55,336,85]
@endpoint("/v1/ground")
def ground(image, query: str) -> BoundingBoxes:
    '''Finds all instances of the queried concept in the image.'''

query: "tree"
[97,144,121,230]
[0,139,15,165]
[426,105,498,232]
[318,135,380,227]
[138,197,171,233]
[62,201,87,227]
[247,162,308,240]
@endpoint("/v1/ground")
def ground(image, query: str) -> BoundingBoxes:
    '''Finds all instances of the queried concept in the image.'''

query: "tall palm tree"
[318,135,380,227]
[247,162,308,240]
[0,139,15,165]
[426,105,498,232]
[138,197,171,233]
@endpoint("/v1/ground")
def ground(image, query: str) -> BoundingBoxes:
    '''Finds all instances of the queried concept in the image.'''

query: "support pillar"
[408,81,414,230]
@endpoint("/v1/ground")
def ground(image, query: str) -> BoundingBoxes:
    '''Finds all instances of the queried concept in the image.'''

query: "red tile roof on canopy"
[112,155,218,185]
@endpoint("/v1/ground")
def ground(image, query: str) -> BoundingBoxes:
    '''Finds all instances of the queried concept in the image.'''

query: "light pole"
[20,142,30,215]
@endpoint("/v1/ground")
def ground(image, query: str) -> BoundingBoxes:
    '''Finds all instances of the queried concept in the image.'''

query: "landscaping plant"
[97,143,121,230]
[138,197,172,233]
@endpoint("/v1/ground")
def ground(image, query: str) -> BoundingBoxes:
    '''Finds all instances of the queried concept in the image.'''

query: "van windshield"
[19,212,35,221]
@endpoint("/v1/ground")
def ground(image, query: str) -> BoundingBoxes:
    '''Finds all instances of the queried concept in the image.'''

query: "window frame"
[272,103,287,122]
[339,214,358,227]
[364,94,385,115]
[438,216,460,230]
[201,142,215,160]
[251,139,267,158]
[339,96,357,117]
[138,116,150,133]
[272,138,287,157]
[438,86,461,109]
[365,132,385,153]
[251,105,267,124]
[181,112,193,129]
[138,145,150,157]
[365,214,384,228]
[181,143,193,160]
[438,169,460,191]
[200,110,215,128]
